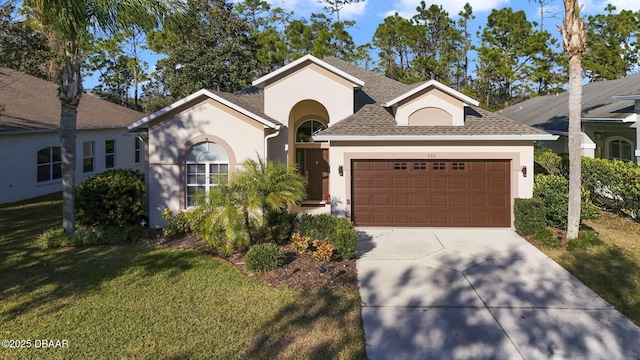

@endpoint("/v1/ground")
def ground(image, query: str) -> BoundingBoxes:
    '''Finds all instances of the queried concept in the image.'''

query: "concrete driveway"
[356,228,640,360]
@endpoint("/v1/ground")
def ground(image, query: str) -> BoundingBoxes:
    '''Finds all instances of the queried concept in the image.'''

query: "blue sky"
[85,0,640,91]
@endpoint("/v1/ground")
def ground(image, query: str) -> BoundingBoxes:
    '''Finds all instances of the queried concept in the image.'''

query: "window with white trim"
[105,139,115,168]
[37,146,61,182]
[134,138,141,163]
[296,120,327,143]
[83,141,94,173]
[607,137,633,161]
[185,141,229,207]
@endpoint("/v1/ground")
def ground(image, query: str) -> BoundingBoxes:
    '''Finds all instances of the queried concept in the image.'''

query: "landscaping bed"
[144,232,359,291]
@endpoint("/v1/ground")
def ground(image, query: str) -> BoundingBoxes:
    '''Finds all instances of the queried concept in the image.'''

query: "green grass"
[0,193,366,359]
[534,210,640,327]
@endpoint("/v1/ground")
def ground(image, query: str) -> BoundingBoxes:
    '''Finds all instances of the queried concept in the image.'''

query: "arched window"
[296,120,326,143]
[37,146,62,182]
[185,142,229,207]
[606,137,633,161]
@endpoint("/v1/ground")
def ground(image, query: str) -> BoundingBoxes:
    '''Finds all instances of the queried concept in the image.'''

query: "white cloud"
[385,0,511,19]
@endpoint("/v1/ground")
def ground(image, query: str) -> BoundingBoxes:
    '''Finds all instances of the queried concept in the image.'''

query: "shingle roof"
[0,67,145,133]
[500,73,640,132]
[318,57,547,138]
[208,88,281,126]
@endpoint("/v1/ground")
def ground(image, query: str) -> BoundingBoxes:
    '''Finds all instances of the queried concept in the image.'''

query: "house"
[129,55,556,229]
[0,67,147,204]
[500,73,640,165]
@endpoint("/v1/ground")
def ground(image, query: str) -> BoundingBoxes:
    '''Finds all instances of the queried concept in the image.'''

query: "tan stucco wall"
[396,88,465,126]
[326,141,535,227]
[147,100,266,227]
[263,63,354,126]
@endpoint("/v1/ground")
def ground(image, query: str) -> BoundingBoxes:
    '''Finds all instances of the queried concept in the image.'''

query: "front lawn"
[0,193,366,359]
[531,210,640,326]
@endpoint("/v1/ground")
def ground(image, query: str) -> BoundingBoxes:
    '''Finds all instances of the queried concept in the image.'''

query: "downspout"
[264,125,281,160]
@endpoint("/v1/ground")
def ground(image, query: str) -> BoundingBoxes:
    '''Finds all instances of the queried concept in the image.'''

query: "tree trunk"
[567,55,582,239]
[561,0,586,240]
[59,54,82,234]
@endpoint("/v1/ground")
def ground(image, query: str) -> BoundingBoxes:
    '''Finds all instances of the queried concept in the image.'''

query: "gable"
[261,62,356,126]
[395,87,465,126]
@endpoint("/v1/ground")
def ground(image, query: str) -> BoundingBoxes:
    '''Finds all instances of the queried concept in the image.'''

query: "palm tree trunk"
[59,55,82,234]
[567,55,582,239]
[561,0,586,240]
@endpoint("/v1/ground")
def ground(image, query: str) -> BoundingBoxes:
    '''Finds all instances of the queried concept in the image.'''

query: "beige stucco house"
[129,55,556,229]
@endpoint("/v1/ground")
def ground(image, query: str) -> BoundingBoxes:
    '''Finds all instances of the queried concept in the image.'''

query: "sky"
[85,0,640,90]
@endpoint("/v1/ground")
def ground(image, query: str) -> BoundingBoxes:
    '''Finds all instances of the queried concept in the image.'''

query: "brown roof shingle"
[0,67,145,133]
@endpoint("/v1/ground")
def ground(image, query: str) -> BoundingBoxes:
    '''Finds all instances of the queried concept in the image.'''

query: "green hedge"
[582,158,640,220]
[76,169,146,228]
[514,198,546,236]
[298,214,358,260]
[533,174,600,229]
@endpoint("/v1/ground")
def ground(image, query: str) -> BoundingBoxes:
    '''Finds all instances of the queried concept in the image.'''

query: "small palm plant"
[189,157,306,256]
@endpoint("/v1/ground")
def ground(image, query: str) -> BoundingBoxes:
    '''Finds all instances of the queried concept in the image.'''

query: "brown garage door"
[352,160,511,227]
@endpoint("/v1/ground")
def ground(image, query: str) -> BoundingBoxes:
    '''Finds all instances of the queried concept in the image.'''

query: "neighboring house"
[500,73,640,165]
[0,67,147,204]
[129,55,556,229]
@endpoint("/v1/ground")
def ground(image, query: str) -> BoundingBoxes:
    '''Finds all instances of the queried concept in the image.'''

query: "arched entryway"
[289,100,330,202]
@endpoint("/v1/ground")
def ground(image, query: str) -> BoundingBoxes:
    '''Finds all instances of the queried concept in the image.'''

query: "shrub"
[245,243,285,273]
[76,169,145,228]
[312,240,335,262]
[567,230,604,251]
[331,218,358,260]
[582,157,640,220]
[267,210,298,244]
[290,233,311,253]
[299,214,358,259]
[533,174,600,229]
[534,146,565,177]
[162,208,193,236]
[514,198,546,236]
[532,227,560,248]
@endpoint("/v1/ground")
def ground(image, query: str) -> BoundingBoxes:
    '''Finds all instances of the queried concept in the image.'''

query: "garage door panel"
[431,178,448,189]
[431,195,448,206]
[352,159,511,227]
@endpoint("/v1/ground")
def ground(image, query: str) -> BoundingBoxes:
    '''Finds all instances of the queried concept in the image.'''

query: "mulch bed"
[143,231,358,292]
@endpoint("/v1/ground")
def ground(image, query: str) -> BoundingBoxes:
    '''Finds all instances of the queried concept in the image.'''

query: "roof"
[0,67,145,134]
[128,88,281,130]
[316,57,553,141]
[500,73,640,133]
[127,55,552,140]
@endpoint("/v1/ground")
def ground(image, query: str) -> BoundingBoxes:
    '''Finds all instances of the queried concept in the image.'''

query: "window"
[296,120,326,143]
[452,162,466,170]
[134,138,141,163]
[83,141,94,173]
[37,146,61,182]
[394,162,407,170]
[607,138,633,161]
[413,162,427,170]
[186,142,229,207]
[105,140,115,168]
[432,162,445,170]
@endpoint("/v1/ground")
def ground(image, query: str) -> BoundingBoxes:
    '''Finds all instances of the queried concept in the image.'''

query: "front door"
[296,148,329,201]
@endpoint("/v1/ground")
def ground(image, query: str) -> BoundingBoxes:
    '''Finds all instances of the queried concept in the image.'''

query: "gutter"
[264,125,281,159]
[313,134,559,142]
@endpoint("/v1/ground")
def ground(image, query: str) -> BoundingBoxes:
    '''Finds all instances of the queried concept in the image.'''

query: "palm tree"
[560,0,586,240]
[189,157,306,255]
[27,0,180,233]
